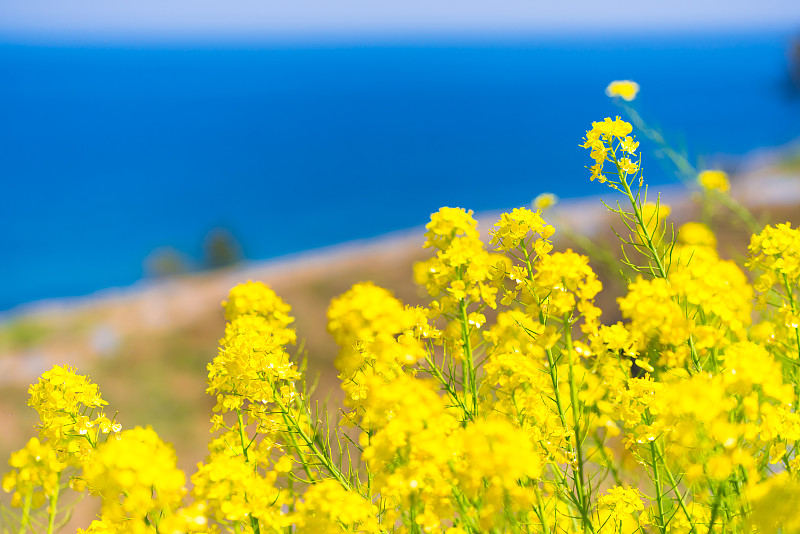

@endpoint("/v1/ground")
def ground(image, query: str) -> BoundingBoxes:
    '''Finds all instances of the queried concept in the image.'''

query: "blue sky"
[2,0,800,43]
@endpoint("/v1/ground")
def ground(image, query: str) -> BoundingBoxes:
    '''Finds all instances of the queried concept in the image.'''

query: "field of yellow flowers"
[4,83,800,533]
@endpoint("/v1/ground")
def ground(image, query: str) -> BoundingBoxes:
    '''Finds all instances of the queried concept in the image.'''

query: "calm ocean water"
[1,32,799,311]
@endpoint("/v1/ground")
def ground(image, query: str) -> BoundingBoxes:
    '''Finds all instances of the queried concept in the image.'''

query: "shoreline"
[0,152,797,399]
[4,154,800,326]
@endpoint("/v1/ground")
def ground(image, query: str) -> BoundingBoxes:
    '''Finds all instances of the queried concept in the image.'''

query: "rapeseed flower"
[533,192,558,210]
[2,437,64,508]
[83,426,186,527]
[605,80,640,101]
[698,169,731,192]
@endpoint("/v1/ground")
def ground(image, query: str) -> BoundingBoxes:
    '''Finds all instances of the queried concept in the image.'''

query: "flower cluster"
[415,207,501,316]
[605,80,640,101]
[581,116,638,187]
[191,450,287,528]
[698,169,731,193]
[295,479,378,533]
[207,281,300,426]
[83,426,186,529]
[27,364,119,463]
[2,438,64,509]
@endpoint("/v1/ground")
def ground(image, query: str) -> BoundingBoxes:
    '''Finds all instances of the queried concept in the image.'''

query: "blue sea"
[1,31,799,311]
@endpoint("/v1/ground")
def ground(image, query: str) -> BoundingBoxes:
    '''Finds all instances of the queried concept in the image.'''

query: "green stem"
[649,441,668,534]
[18,488,33,534]
[564,316,593,533]
[423,352,474,422]
[655,442,696,533]
[782,273,800,360]
[593,430,623,487]
[459,298,479,415]
[366,428,374,501]
[706,482,724,534]
[47,475,61,534]
[235,410,261,534]
[530,250,589,528]
[613,150,668,280]
[542,338,592,529]
[713,192,762,235]
[688,336,702,374]
[280,410,317,483]
[534,484,552,534]
[236,410,252,463]
[272,391,352,493]
[620,102,761,235]
[450,486,482,533]
[548,462,592,533]
[545,346,569,434]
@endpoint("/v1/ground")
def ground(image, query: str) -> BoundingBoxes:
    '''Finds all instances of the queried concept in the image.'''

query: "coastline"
[1,147,800,388]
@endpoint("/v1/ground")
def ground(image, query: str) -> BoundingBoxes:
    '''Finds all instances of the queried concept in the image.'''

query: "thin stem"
[281,411,317,484]
[706,482,725,534]
[545,346,569,434]
[649,441,668,534]
[592,430,623,487]
[236,410,252,464]
[619,101,762,234]
[272,392,353,493]
[534,484,553,534]
[47,475,61,534]
[612,150,668,280]
[423,352,474,422]
[782,273,800,362]
[564,315,593,533]
[18,489,33,534]
[459,298,479,415]
[235,409,261,534]
[655,442,696,533]
[713,192,762,235]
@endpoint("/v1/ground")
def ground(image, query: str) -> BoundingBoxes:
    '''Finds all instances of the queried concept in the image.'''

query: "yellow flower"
[619,157,639,175]
[597,485,646,514]
[208,313,300,416]
[223,280,296,345]
[533,193,558,210]
[490,207,554,252]
[596,485,648,533]
[191,451,289,528]
[620,135,639,154]
[83,426,186,527]
[76,517,121,534]
[605,80,640,101]
[295,479,378,533]
[423,206,479,251]
[747,472,800,534]
[748,222,800,284]
[533,249,602,329]
[677,221,717,249]
[3,438,65,508]
[582,117,637,187]
[698,169,730,192]
[618,276,692,347]
[27,365,115,463]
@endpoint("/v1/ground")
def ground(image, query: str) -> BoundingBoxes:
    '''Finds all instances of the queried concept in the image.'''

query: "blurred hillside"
[1,143,800,528]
